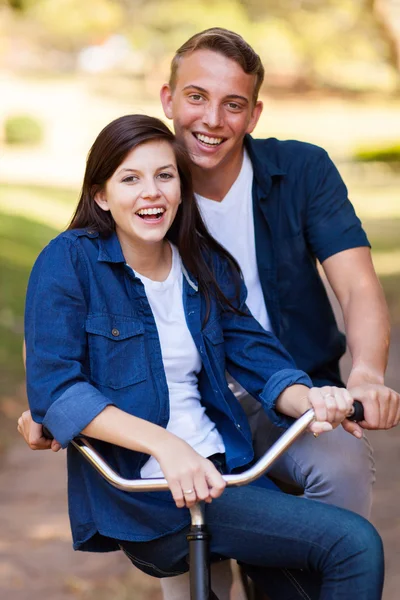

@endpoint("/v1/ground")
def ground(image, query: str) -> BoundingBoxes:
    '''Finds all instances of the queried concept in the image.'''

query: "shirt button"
[236,423,241,430]
[111,328,120,337]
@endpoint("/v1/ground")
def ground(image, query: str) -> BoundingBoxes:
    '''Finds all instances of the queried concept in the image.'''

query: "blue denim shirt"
[25,229,312,551]
[245,135,370,386]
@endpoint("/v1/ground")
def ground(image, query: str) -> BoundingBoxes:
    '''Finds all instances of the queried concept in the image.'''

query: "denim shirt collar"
[96,231,199,292]
[244,134,286,196]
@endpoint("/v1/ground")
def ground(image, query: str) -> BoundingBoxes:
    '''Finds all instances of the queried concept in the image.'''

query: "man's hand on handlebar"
[344,383,400,432]
[17,410,62,452]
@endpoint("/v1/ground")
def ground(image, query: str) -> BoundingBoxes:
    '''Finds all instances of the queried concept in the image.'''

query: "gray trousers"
[239,384,376,519]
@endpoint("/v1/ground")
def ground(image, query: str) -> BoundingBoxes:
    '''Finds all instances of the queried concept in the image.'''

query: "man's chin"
[188,150,223,171]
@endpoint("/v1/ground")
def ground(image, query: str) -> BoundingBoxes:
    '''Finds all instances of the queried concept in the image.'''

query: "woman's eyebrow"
[157,164,177,171]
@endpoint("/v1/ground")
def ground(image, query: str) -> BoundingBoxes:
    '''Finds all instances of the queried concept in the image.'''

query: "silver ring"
[183,489,194,495]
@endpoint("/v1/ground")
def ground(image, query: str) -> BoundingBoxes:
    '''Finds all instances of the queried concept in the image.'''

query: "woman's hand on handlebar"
[17,410,62,452]
[306,386,356,436]
[155,438,226,509]
[277,384,356,436]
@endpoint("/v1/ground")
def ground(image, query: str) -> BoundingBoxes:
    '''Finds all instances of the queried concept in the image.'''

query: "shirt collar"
[244,134,286,193]
[97,232,126,263]
[97,231,199,292]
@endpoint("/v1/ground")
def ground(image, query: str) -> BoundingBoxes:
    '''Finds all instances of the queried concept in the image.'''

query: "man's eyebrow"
[183,85,249,104]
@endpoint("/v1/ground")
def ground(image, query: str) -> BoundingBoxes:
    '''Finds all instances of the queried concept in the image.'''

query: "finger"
[341,418,363,439]
[51,440,62,452]
[181,479,197,508]
[308,388,328,423]
[168,480,186,509]
[378,389,390,429]
[333,388,350,423]
[30,437,53,450]
[348,386,380,429]
[193,469,212,504]
[204,464,226,499]
[309,421,333,435]
[394,398,400,428]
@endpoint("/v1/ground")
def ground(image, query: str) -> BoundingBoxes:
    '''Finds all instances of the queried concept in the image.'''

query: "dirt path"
[1,330,399,600]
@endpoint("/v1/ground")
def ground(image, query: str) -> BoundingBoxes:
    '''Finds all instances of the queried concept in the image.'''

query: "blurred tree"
[1,0,399,90]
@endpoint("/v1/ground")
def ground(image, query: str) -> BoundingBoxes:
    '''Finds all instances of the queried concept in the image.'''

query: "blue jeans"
[118,483,384,599]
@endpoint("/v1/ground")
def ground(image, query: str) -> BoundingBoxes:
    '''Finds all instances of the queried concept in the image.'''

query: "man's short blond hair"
[169,27,264,104]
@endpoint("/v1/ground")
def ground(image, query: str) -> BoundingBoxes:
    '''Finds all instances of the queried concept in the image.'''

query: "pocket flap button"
[111,328,120,337]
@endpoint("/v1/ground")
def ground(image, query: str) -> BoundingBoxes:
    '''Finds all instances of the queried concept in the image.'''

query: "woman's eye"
[158,172,173,180]
[122,176,138,183]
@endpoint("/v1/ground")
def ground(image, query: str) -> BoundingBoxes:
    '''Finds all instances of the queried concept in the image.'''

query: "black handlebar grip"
[347,400,364,423]
[42,425,54,440]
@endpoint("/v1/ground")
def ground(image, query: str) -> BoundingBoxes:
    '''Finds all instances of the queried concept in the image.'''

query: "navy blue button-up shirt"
[25,230,312,551]
[245,135,370,386]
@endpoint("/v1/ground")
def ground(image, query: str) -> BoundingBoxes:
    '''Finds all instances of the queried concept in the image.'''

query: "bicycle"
[51,401,363,600]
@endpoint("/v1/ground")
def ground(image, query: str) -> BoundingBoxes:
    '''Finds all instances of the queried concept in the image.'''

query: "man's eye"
[227,102,241,110]
[189,94,203,101]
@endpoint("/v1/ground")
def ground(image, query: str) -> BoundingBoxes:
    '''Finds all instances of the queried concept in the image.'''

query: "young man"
[19,27,399,600]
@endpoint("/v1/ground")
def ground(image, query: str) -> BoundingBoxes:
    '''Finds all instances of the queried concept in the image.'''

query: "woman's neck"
[118,235,172,282]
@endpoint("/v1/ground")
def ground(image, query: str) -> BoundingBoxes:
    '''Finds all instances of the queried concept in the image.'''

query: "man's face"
[161,49,263,173]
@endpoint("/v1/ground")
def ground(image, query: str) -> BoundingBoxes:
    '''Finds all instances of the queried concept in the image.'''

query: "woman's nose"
[141,179,161,199]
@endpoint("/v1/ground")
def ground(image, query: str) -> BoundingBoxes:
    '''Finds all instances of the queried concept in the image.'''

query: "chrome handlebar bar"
[72,409,316,492]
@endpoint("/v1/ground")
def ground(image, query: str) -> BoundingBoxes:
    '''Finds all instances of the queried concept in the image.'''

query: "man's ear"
[246,100,263,135]
[94,188,110,212]
[160,83,174,120]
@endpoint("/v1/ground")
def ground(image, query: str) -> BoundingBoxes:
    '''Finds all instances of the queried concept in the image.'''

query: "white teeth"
[196,133,223,146]
[137,207,165,216]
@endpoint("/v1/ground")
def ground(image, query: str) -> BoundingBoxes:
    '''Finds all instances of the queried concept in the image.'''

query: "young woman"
[24,115,384,599]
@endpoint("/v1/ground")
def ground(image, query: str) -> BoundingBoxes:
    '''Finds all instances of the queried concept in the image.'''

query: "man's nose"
[202,103,223,129]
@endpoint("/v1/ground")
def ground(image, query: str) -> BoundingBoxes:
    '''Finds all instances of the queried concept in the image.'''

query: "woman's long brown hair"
[69,114,244,320]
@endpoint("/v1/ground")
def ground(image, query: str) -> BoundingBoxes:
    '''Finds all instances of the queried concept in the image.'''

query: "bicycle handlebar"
[58,401,363,494]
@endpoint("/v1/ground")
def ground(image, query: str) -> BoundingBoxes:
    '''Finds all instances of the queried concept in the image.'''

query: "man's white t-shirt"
[137,244,225,479]
[195,150,272,332]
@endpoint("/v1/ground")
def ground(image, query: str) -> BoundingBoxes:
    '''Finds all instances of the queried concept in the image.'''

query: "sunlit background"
[0,1,399,599]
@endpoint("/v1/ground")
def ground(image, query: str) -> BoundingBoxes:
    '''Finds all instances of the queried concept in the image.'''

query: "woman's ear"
[94,188,110,212]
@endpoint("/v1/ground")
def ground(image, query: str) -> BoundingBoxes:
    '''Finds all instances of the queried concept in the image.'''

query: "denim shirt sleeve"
[215,262,313,428]
[305,149,370,263]
[25,237,114,447]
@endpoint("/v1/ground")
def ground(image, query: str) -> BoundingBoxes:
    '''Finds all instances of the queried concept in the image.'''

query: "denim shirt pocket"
[85,314,146,389]
[203,320,225,366]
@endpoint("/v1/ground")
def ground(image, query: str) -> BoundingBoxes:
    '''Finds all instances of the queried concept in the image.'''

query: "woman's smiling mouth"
[135,207,166,222]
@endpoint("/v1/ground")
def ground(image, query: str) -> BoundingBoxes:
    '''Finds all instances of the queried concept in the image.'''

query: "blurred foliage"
[0,0,399,91]
[354,142,400,167]
[4,114,44,145]
[365,218,400,252]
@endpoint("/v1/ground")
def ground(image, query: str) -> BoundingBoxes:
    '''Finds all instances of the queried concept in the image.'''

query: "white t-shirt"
[195,150,272,332]
[137,244,225,479]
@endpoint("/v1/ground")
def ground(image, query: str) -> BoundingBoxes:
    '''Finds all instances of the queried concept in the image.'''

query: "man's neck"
[191,148,245,202]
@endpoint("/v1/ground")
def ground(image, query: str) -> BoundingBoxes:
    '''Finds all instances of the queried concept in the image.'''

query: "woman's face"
[95,139,181,248]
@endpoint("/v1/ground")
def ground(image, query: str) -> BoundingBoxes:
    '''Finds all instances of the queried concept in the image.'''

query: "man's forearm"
[343,282,390,385]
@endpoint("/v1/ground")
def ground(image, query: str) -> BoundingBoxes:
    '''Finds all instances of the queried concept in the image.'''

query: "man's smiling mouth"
[193,133,225,146]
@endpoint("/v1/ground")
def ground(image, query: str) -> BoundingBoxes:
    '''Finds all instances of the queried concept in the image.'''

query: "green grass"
[0,211,60,451]
[0,212,59,383]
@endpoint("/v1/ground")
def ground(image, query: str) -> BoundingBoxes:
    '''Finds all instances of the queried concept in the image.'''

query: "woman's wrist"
[275,385,311,418]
